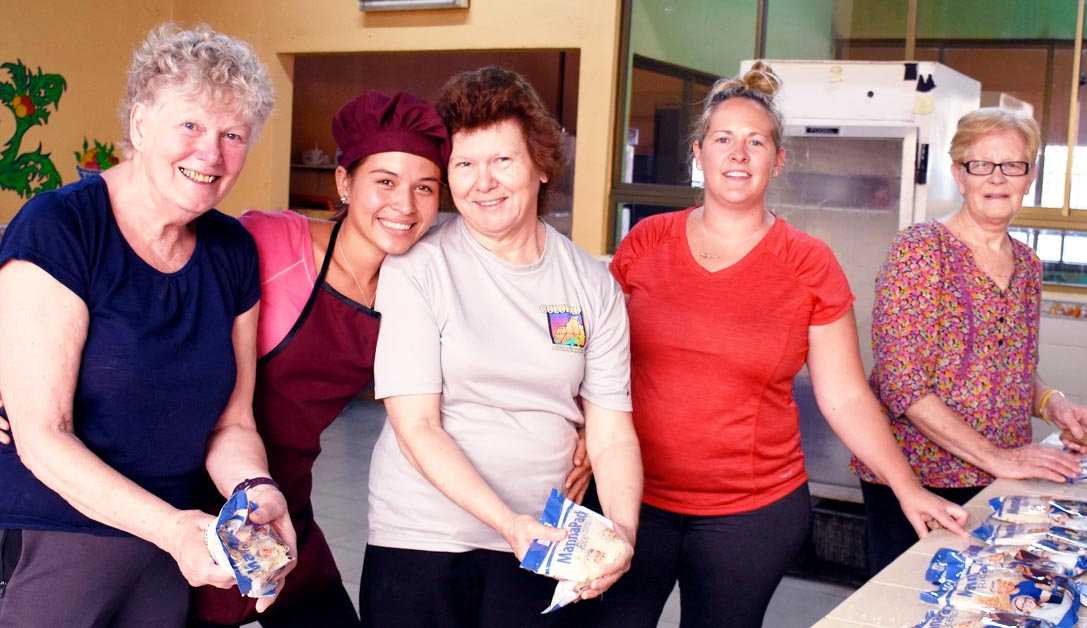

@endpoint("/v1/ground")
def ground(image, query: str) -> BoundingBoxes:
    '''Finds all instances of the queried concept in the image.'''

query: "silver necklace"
[335,229,375,309]
[698,212,770,260]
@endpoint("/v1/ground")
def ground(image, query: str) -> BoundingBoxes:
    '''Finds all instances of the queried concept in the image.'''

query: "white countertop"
[814,476,1087,627]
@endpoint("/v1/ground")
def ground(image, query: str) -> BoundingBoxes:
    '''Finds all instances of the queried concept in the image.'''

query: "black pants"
[579,483,812,628]
[186,579,360,628]
[359,545,568,628]
[860,480,983,576]
[0,529,188,628]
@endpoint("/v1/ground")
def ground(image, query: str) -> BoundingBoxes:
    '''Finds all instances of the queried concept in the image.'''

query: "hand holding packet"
[520,489,633,613]
[204,488,295,598]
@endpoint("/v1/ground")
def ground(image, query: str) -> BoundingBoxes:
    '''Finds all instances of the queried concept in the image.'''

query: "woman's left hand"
[579,523,636,600]
[564,428,592,503]
[897,484,969,539]
[245,484,298,613]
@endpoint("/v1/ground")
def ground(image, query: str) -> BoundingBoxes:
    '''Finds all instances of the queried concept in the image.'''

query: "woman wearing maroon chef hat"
[185,90,450,628]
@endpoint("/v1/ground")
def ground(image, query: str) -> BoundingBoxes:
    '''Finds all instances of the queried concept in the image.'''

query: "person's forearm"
[823,388,927,493]
[204,422,273,498]
[396,422,519,533]
[588,438,642,534]
[903,393,1001,473]
[16,425,180,551]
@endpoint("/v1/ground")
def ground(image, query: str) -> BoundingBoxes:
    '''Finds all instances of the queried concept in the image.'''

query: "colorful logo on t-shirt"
[542,304,586,353]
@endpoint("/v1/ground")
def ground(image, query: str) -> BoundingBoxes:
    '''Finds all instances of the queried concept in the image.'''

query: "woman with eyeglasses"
[852,107,1087,575]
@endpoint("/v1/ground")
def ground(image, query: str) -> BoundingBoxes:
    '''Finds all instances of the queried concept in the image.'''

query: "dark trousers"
[860,480,983,576]
[186,579,361,628]
[360,545,570,628]
[579,483,812,628]
[0,529,188,628]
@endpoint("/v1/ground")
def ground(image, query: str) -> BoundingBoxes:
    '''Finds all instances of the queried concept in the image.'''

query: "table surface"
[813,476,1087,627]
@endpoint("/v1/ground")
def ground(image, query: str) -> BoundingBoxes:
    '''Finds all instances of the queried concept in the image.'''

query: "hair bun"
[741,61,782,100]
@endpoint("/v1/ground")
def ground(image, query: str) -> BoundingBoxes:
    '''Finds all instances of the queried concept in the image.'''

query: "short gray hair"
[119,24,275,153]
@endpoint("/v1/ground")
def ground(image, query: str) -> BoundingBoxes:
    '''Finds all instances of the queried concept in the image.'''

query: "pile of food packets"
[520,488,633,613]
[204,488,295,598]
[911,495,1087,628]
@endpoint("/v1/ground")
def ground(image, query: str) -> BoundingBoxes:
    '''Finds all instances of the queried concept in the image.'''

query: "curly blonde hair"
[691,61,784,151]
[118,24,275,154]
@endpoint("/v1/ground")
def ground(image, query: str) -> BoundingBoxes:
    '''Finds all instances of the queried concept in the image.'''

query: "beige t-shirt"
[368,217,631,553]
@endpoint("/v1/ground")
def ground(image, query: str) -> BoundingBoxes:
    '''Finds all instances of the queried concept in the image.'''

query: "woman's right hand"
[165,509,237,589]
[989,443,1081,483]
[580,522,635,600]
[498,512,567,562]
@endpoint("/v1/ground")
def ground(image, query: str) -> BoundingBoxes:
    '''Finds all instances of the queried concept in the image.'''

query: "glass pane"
[627,66,709,185]
[1063,232,1087,264]
[615,203,685,242]
[1015,228,1087,286]
[1008,227,1032,247]
[1037,230,1063,263]
[826,0,908,60]
[916,0,1079,39]
[623,0,756,186]
[768,137,903,211]
[1046,47,1087,209]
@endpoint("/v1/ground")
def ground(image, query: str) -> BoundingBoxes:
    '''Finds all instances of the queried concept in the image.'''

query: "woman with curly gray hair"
[0,24,292,628]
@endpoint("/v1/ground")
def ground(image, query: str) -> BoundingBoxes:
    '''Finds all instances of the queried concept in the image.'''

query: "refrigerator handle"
[915,142,930,185]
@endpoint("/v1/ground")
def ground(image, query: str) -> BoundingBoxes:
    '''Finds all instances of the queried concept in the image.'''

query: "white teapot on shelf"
[301,145,330,166]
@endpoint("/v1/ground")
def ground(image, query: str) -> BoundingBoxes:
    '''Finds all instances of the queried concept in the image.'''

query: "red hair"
[436,66,564,215]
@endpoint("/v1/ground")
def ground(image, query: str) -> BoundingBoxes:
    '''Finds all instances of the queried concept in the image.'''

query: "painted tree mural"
[0,60,67,198]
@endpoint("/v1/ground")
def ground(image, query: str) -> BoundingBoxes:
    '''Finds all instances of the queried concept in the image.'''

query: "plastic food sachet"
[986,496,1087,530]
[204,488,294,598]
[520,489,632,614]
[913,605,1055,627]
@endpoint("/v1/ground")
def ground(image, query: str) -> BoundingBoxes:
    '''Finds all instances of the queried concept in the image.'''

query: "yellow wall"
[0,1,172,222]
[183,0,622,255]
[1,0,622,254]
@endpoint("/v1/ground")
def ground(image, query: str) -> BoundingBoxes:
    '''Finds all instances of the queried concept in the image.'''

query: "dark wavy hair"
[436,66,564,215]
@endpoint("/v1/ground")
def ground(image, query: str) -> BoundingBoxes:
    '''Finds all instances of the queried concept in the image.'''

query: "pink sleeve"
[240,210,317,357]
[870,227,942,417]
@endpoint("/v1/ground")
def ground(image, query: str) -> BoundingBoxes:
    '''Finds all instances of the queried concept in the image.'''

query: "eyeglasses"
[961,160,1032,176]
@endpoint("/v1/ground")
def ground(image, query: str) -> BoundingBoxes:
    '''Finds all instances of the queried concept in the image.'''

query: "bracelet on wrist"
[231,476,280,496]
[1038,389,1066,424]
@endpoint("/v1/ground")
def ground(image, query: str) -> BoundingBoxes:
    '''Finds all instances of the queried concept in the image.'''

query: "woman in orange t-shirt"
[590,62,970,628]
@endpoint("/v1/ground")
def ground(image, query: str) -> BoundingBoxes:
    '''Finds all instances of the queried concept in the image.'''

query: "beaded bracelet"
[1038,389,1066,424]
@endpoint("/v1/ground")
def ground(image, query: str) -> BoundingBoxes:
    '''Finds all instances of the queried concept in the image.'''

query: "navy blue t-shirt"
[0,175,260,535]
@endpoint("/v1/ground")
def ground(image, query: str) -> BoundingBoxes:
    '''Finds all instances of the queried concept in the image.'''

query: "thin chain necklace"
[334,228,375,309]
[697,210,772,260]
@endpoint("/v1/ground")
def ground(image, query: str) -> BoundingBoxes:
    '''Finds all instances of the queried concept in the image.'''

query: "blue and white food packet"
[926,547,1068,585]
[913,605,1054,628]
[988,496,1087,530]
[920,563,1078,628]
[972,518,1050,545]
[520,489,632,614]
[204,489,294,598]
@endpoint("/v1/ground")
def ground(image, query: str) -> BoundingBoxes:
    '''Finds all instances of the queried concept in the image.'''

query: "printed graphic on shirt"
[542,304,586,353]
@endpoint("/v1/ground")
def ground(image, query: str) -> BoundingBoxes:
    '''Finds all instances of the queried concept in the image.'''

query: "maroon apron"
[193,220,380,625]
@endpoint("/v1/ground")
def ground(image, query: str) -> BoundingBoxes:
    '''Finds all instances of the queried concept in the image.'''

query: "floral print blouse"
[851,220,1041,488]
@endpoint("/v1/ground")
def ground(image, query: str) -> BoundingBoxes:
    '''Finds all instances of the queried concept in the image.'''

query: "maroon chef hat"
[332,90,451,171]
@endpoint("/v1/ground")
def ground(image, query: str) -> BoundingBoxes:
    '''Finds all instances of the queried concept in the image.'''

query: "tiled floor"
[273,398,856,627]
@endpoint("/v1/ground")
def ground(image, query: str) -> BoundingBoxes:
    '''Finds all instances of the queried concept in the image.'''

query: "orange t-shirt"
[610,208,854,515]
